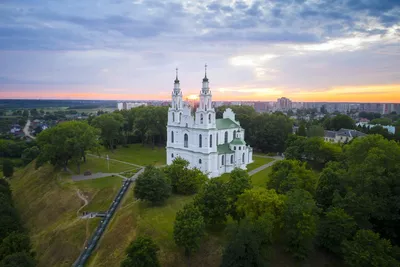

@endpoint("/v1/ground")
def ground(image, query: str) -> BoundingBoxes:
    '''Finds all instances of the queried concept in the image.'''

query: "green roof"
[230,138,246,145]
[216,118,240,129]
[217,143,234,154]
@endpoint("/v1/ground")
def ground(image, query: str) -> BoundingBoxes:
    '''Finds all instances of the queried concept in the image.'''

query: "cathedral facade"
[166,67,253,178]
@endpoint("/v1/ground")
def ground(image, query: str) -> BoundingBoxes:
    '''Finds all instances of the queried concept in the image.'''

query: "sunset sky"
[0,0,399,102]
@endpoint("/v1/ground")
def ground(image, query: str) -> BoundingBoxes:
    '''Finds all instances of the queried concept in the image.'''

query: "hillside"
[10,163,121,267]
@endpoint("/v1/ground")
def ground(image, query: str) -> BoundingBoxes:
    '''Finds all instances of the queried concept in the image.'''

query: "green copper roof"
[217,143,234,154]
[230,138,246,145]
[216,118,240,129]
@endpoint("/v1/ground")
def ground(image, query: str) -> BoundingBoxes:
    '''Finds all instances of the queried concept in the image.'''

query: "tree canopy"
[120,236,160,267]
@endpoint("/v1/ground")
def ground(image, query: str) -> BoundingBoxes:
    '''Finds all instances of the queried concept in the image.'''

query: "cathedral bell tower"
[196,64,215,128]
[169,68,183,125]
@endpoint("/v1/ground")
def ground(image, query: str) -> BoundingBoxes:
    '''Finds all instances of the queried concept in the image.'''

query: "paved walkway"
[87,153,143,168]
[248,157,282,176]
[71,172,124,181]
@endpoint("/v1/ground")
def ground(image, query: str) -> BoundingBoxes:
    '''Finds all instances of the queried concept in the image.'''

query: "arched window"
[171,131,174,143]
[179,113,182,122]
[172,153,174,158]
[242,153,245,163]
[221,155,225,166]
[184,133,188,148]
[224,131,228,143]
[209,134,212,147]
[200,114,203,124]
[172,113,175,122]
[231,155,234,164]
[233,130,236,139]
[239,146,242,150]
[199,134,202,148]
[208,114,211,123]
[234,146,236,150]
[217,133,219,145]
[199,159,202,164]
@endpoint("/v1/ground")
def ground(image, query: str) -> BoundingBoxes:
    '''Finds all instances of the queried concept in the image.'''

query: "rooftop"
[230,138,246,145]
[216,118,240,130]
[217,143,234,154]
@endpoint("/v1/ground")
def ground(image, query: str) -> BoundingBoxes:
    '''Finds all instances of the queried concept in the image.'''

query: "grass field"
[246,156,274,171]
[98,144,166,166]
[251,166,272,188]
[68,156,135,174]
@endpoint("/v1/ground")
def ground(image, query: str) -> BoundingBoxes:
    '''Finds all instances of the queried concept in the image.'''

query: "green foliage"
[134,165,171,205]
[194,179,229,226]
[359,111,381,120]
[283,189,318,260]
[120,236,160,267]
[0,252,36,267]
[315,162,346,210]
[250,113,293,153]
[163,157,207,195]
[2,160,14,178]
[317,208,357,254]
[297,124,307,136]
[268,160,318,195]
[324,114,355,130]
[342,230,398,267]
[0,139,28,158]
[36,121,99,171]
[307,125,324,137]
[173,203,205,256]
[236,188,285,220]
[226,168,252,220]
[91,113,124,150]
[370,118,392,126]
[21,146,40,165]
[0,232,32,261]
[220,219,269,267]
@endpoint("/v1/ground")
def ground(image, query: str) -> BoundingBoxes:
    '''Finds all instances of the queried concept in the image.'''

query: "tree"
[134,166,171,205]
[315,162,346,210]
[194,179,228,226]
[342,230,398,267]
[236,188,285,220]
[250,113,293,153]
[22,110,29,118]
[283,189,318,260]
[226,168,252,220]
[0,252,35,267]
[2,160,14,178]
[36,121,99,172]
[307,125,324,137]
[173,203,205,256]
[21,146,40,165]
[0,232,32,261]
[297,124,307,136]
[220,220,268,267]
[325,114,355,131]
[163,158,207,195]
[120,236,160,267]
[317,208,357,254]
[91,113,124,151]
[268,160,318,195]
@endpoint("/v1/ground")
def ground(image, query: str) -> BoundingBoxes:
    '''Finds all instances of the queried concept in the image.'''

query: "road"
[23,119,36,139]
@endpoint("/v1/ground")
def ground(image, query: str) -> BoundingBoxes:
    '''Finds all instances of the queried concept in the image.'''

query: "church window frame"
[231,155,234,164]
[233,130,236,139]
[242,153,245,163]
[184,133,188,148]
[171,131,174,143]
[199,159,202,164]
[209,134,212,147]
[199,134,202,148]
[221,155,225,166]
[239,146,242,150]
[179,113,182,122]
[173,113,175,122]
[224,131,228,143]
[200,114,203,124]
[234,146,236,150]
[208,114,211,123]
[217,133,219,145]
[172,153,174,158]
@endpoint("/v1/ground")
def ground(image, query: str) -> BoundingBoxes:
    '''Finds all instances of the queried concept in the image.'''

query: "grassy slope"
[10,164,122,267]
[68,156,135,174]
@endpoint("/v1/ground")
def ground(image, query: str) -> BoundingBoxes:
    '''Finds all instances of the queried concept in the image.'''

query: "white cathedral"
[166,66,253,178]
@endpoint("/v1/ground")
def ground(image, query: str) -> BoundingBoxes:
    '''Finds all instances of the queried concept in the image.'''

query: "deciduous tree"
[226,168,252,220]
[91,113,124,151]
[120,236,160,267]
[2,160,14,178]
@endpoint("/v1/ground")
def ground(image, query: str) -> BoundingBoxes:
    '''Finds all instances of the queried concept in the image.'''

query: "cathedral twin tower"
[166,66,253,178]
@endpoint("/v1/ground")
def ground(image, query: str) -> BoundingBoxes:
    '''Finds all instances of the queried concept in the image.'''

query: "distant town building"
[382,103,400,114]
[276,97,292,111]
[117,102,148,111]
[356,122,396,134]
[324,128,366,143]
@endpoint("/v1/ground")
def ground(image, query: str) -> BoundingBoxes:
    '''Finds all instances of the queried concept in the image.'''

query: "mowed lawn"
[97,144,166,166]
[68,156,135,174]
[246,156,274,171]
[251,166,272,188]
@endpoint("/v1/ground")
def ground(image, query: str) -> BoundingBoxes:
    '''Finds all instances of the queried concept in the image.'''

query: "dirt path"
[87,153,143,168]
[76,189,89,216]
[23,119,36,139]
